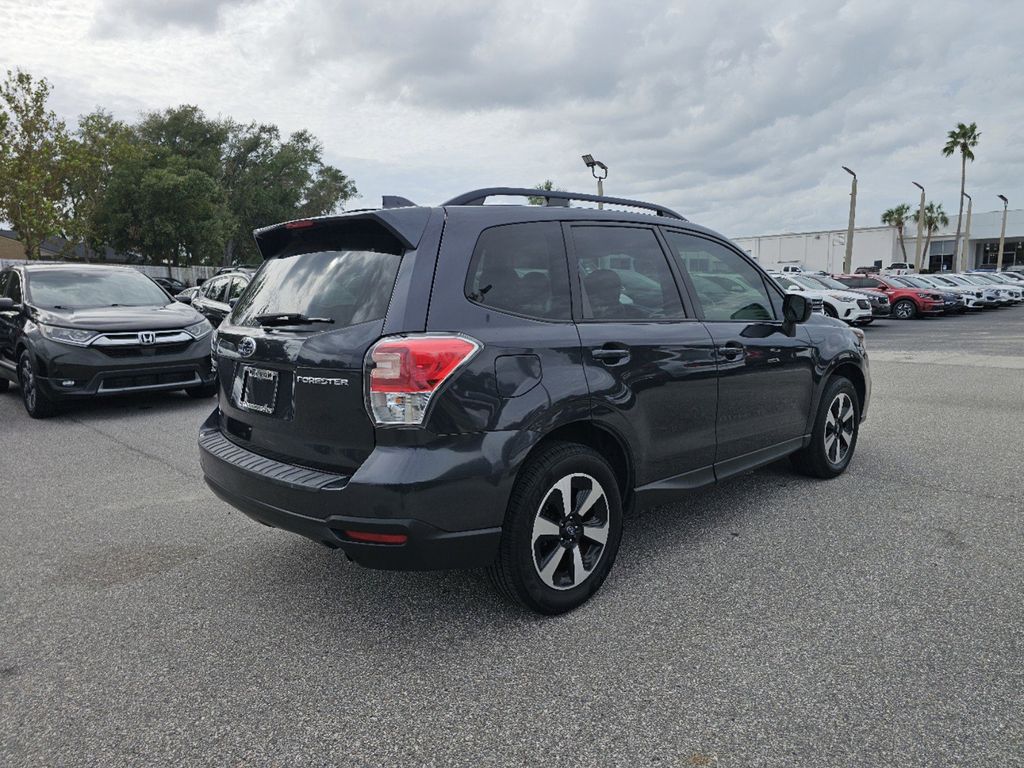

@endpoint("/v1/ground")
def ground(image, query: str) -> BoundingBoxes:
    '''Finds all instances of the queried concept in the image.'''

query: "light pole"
[997,194,1009,272]
[842,166,857,274]
[912,181,926,270]
[582,154,608,209]
[960,192,972,272]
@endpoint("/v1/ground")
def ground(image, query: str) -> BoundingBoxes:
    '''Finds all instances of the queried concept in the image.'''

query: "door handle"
[719,342,745,361]
[592,345,630,364]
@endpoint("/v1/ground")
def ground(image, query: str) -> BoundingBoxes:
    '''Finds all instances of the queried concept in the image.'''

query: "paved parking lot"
[2,311,1022,767]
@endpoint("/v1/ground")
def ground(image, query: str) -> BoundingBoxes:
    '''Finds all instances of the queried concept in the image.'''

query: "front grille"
[100,370,195,391]
[99,342,193,358]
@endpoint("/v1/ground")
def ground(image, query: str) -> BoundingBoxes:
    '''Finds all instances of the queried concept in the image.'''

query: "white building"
[733,207,1024,273]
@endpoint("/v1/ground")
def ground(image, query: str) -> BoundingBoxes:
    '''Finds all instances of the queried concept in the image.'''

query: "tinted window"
[228,276,247,301]
[232,251,401,329]
[572,226,684,320]
[664,232,775,321]
[0,271,9,297]
[7,273,21,303]
[203,277,228,302]
[465,222,570,320]
[26,269,169,309]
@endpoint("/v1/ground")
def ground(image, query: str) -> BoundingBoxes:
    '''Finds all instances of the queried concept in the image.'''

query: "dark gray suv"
[199,188,870,613]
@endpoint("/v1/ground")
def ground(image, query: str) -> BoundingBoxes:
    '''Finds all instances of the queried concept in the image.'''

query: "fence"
[0,258,218,287]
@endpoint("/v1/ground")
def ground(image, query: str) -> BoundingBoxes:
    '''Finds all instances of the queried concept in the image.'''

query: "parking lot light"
[582,154,609,209]
[961,192,973,271]
[997,194,1009,272]
[842,166,857,275]
[913,182,926,270]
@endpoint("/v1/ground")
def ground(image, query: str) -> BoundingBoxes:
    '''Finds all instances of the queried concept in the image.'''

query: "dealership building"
[733,207,1024,273]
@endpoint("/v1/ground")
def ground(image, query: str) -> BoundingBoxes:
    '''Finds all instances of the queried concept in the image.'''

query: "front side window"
[0,271,9,297]
[664,232,776,322]
[465,222,571,320]
[572,226,684,321]
[7,273,22,303]
[203,278,228,302]
[228,276,248,301]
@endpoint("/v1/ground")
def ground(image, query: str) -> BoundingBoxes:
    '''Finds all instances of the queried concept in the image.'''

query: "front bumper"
[32,337,215,398]
[198,411,525,570]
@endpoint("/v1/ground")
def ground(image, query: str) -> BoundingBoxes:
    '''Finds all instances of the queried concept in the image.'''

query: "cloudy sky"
[2,0,1021,236]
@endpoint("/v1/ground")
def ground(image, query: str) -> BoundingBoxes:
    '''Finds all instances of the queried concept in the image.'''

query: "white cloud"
[1,0,1022,236]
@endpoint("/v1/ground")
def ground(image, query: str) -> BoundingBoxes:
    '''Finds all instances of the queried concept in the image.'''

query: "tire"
[892,299,917,320]
[185,382,218,399]
[823,303,838,319]
[790,376,860,479]
[18,350,57,419]
[488,441,623,615]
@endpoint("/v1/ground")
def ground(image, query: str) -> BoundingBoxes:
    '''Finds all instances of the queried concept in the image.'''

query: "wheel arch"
[827,360,867,417]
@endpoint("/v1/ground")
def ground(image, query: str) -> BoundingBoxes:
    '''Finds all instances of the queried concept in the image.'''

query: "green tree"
[915,202,950,270]
[0,69,74,259]
[64,110,136,260]
[881,203,912,262]
[942,122,980,264]
[220,123,357,265]
[528,179,562,205]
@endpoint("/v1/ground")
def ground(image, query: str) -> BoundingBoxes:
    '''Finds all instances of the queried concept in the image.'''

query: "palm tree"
[881,203,912,262]
[915,202,950,270]
[942,122,980,263]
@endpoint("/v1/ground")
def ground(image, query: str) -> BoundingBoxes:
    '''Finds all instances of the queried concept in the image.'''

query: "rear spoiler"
[253,208,432,260]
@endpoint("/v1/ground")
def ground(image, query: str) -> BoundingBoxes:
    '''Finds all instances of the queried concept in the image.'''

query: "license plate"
[238,367,278,415]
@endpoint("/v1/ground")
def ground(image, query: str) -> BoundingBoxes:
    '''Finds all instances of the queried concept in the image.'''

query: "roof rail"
[442,187,686,221]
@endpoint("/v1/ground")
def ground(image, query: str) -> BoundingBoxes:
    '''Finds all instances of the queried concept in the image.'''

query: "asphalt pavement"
[1,309,1022,767]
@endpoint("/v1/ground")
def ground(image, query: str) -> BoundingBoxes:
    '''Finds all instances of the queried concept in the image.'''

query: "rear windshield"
[232,249,402,329]
[27,269,170,309]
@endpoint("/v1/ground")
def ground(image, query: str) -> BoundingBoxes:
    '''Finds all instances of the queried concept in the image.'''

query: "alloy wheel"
[824,392,855,465]
[531,473,610,591]
[894,301,913,319]
[20,357,36,412]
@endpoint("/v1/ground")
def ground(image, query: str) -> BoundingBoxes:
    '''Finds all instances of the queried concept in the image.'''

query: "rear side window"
[203,277,228,302]
[0,271,9,297]
[572,226,685,320]
[228,276,247,301]
[232,221,403,329]
[465,222,571,320]
[664,232,776,322]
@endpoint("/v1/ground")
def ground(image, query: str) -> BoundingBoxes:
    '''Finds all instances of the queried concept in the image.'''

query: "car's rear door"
[566,223,718,487]
[0,270,16,374]
[663,230,814,473]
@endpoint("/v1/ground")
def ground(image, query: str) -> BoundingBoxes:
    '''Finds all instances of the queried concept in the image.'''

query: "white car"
[780,265,805,274]
[917,275,986,310]
[958,274,1021,305]
[883,262,916,275]
[771,274,872,325]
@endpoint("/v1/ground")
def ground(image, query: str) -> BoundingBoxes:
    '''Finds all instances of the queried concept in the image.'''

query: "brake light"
[366,334,481,426]
[285,219,316,229]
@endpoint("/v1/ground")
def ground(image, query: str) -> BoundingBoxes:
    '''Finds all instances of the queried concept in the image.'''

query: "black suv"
[199,188,870,613]
[0,264,217,418]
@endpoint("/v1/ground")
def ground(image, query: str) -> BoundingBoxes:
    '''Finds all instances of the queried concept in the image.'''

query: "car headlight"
[851,327,866,349]
[916,292,933,299]
[38,324,98,346]
[184,319,213,339]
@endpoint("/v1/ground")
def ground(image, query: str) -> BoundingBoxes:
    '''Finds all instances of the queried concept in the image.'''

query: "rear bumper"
[198,411,528,570]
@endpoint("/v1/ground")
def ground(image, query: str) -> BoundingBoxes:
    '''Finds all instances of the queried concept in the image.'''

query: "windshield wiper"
[255,312,335,327]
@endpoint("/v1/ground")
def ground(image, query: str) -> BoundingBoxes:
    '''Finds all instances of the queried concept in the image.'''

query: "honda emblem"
[138,331,156,345]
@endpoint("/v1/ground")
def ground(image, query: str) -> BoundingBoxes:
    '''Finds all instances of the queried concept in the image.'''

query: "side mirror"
[0,297,18,312]
[783,293,812,325]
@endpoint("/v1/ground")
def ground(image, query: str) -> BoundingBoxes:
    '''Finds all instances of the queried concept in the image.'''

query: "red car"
[836,275,945,319]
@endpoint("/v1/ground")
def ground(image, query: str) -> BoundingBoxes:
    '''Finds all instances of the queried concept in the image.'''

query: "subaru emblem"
[138,331,156,345]
[238,337,257,358]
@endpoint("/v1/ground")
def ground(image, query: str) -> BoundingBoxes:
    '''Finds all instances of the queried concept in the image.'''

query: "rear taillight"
[366,334,481,426]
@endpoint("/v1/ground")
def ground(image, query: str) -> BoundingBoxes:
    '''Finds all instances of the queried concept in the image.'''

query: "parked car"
[798,274,891,318]
[151,275,189,295]
[938,274,1003,307]
[883,262,916,275]
[173,286,202,305]
[0,264,216,418]
[967,273,1024,303]
[780,265,804,273]
[191,269,254,327]
[834,275,944,319]
[854,265,880,275]
[912,275,986,310]
[887,276,965,313]
[199,187,871,614]
[774,274,873,325]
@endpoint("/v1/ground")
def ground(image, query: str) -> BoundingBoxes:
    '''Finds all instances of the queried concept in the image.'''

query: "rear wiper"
[256,312,335,327]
